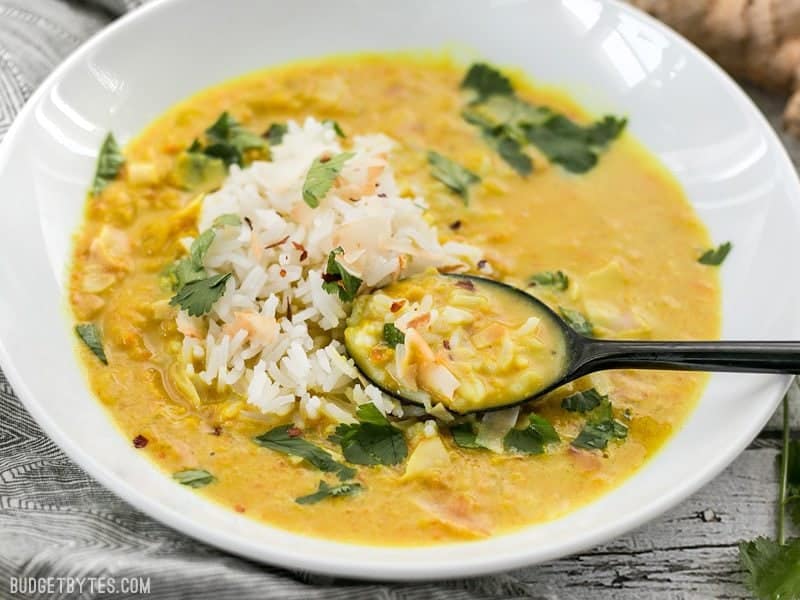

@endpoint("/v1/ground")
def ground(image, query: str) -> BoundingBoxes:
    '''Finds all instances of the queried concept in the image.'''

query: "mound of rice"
[176,118,485,424]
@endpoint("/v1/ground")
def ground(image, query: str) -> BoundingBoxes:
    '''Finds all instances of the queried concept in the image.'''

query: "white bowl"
[0,0,798,580]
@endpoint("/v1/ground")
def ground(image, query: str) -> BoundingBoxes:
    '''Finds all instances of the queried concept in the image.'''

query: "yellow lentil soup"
[69,55,721,545]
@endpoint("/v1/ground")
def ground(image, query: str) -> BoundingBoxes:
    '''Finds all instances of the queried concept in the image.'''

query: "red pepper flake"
[132,434,148,448]
[292,241,308,262]
[390,300,406,313]
[265,235,289,250]
[286,297,293,322]
[234,504,246,513]
[243,216,253,230]
[455,279,476,291]
[477,259,489,270]
[287,426,303,438]
[211,425,222,436]
[443,339,451,350]
[449,220,462,231]
[320,155,331,164]
[322,273,341,283]
[279,268,287,277]
[377,193,387,198]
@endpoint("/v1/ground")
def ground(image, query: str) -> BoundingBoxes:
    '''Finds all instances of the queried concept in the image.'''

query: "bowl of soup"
[0,0,798,580]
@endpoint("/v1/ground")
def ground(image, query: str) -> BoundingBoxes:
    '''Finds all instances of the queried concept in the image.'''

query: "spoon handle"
[572,340,800,377]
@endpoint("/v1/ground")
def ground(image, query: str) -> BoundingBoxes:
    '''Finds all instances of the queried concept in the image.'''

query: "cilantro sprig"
[91,133,125,195]
[427,150,481,202]
[322,247,362,302]
[253,425,355,480]
[75,323,108,365]
[302,152,355,208]
[698,242,732,266]
[173,468,215,488]
[530,270,569,290]
[382,323,405,348]
[296,480,363,505]
[331,403,408,466]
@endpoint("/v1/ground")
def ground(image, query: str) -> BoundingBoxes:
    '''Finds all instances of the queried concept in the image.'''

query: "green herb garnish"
[212,214,242,228]
[296,480,363,505]
[462,110,533,176]
[324,119,346,138]
[427,150,481,202]
[571,399,628,451]
[302,152,355,208]
[461,63,514,102]
[450,423,483,449]
[173,469,215,488]
[561,388,605,413]
[784,440,800,527]
[169,272,231,316]
[698,242,732,266]
[332,403,407,466]
[525,114,627,174]
[559,307,594,336]
[264,122,288,146]
[253,425,355,480]
[321,247,362,302]
[382,323,405,348]
[530,270,569,290]
[75,323,108,365]
[503,414,560,455]
[186,112,266,168]
[91,133,125,195]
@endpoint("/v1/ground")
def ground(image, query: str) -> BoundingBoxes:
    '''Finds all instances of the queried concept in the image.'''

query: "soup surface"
[69,55,720,545]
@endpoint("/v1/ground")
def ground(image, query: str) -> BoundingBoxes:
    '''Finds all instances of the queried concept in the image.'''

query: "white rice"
[176,118,484,423]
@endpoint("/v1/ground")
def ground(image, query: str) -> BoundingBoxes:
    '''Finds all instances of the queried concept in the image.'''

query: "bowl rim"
[0,0,796,580]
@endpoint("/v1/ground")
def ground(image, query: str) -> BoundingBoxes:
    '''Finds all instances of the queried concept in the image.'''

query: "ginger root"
[630,0,800,135]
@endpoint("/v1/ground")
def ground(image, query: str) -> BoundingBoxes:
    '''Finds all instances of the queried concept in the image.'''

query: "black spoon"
[345,273,800,414]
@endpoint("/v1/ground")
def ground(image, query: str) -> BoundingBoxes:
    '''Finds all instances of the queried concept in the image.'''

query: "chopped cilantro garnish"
[559,307,594,336]
[561,388,606,413]
[321,247,362,302]
[263,122,288,146]
[529,270,569,290]
[296,480,363,505]
[302,152,355,208]
[427,150,481,202]
[450,423,483,449]
[504,413,560,455]
[461,62,514,102]
[186,112,266,168]
[253,425,355,480]
[173,469,215,488]
[571,399,628,451]
[91,133,125,195]
[382,323,405,348]
[169,272,231,316]
[324,119,346,138]
[698,242,732,266]
[75,323,108,365]
[212,213,242,228]
[332,403,407,466]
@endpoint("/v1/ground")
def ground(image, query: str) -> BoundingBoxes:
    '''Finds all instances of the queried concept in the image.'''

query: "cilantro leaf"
[530,270,569,290]
[461,63,514,101]
[504,413,560,455]
[187,112,266,168]
[698,242,732,266]
[559,307,594,336]
[427,150,481,202]
[462,110,533,176]
[253,425,354,479]
[525,114,626,174]
[739,537,800,600]
[333,403,407,466]
[322,247,362,302]
[169,272,231,316]
[782,440,800,527]
[173,468,215,488]
[451,423,483,449]
[91,133,125,195]
[212,214,241,228]
[263,122,288,146]
[324,119,346,138]
[571,399,629,451]
[561,388,606,413]
[296,480,363,505]
[382,323,405,348]
[75,323,108,365]
[302,152,355,208]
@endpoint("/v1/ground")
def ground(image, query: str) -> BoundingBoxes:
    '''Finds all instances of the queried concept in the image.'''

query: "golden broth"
[69,54,720,545]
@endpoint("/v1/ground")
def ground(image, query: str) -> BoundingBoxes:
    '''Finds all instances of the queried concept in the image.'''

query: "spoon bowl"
[345,272,800,414]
